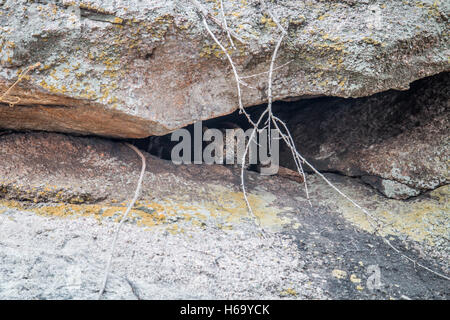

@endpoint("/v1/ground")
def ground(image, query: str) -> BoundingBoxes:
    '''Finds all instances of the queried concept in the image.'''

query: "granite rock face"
[1,0,449,137]
[0,132,448,299]
[279,73,449,199]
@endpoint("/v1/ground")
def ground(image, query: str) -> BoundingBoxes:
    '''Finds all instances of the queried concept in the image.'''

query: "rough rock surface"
[0,132,448,299]
[1,0,449,137]
[279,73,449,199]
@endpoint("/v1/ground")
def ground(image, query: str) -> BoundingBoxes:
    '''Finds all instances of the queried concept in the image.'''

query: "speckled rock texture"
[278,72,449,199]
[0,0,449,137]
[0,132,448,299]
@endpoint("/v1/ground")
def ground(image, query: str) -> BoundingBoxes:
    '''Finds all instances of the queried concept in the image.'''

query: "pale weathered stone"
[0,132,448,299]
[1,0,449,137]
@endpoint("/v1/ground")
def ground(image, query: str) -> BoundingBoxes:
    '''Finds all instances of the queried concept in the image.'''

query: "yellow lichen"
[0,184,291,234]
[332,269,347,279]
[350,274,361,283]
[112,17,123,25]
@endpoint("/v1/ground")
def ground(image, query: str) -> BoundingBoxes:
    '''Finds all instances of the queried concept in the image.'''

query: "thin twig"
[190,0,246,44]
[274,117,449,280]
[97,143,146,299]
[195,0,450,282]
[0,62,41,107]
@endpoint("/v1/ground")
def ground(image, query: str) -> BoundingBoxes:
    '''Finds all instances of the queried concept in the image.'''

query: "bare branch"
[98,143,146,299]
[240,108,268,221]
[194,0,450,282]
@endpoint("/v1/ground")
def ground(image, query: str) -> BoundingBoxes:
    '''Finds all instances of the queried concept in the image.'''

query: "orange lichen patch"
[0,184,291,232]
[167,224,184,235]
[0,199,170,229]
[206,185,289,228]
[64,1,112,15]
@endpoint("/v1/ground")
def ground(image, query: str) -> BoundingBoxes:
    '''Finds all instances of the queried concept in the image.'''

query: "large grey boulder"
[0,132,448,299]
[0,0,449,137]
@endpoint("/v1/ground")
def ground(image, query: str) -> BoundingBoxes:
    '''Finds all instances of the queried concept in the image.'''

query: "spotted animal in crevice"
[213,122,251,170]
[136,122,304,184]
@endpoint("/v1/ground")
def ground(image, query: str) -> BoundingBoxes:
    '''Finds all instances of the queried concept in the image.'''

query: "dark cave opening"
[124,71,449,201]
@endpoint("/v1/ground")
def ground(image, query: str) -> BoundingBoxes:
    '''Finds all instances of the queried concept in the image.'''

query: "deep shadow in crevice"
[129,72,449,167]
